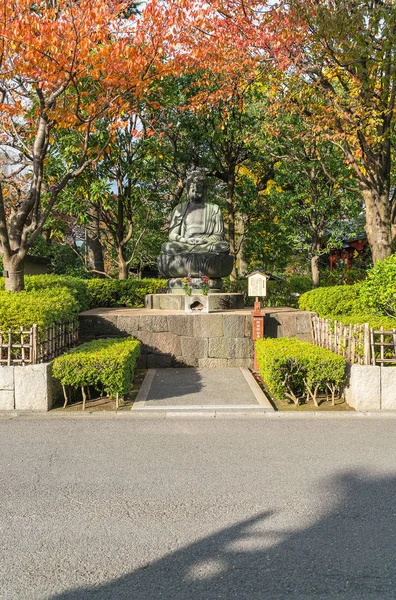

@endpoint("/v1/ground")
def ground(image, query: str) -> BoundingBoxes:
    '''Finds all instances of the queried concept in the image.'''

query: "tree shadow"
[51,471,396,599]
[144,368,204,402]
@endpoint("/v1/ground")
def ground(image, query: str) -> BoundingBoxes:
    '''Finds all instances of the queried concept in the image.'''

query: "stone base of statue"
[145,292,244,312]
[168,277,223,294]
[158,252,234,290]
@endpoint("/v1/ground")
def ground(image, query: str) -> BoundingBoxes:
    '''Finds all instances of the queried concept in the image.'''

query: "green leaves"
[0,288,79,331]
[359,255,396,319]
[256,337,347,404]
[86,278,167,308]
[299,257,396,327]
[52,338,141,397]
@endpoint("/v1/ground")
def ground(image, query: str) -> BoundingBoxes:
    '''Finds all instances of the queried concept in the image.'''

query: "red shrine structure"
[329,236,368,270]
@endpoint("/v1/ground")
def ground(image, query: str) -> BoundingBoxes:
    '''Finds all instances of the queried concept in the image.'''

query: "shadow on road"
[51,471,396,599]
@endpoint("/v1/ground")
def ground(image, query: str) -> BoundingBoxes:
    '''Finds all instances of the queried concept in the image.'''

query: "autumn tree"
[0,0,175,290]
[285,0,396,263]
[165,1,396,263]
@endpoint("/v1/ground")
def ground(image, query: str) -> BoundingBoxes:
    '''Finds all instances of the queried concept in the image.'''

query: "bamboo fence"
[311,315,396,366]
[0,322,78,366]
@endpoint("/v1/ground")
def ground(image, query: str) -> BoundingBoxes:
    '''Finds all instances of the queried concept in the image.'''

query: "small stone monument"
[158,168,234,293]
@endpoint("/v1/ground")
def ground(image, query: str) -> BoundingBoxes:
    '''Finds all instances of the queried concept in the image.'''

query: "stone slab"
[346,364,381,411]
[223,314,246,338]
[167,315,194,337]
[0,366,14,390]
[116,316,141,334]
[209,337,230,359]
[381,367,396,410]
[138,315,169,333]
[193,314,224,338]
[180,337,209,359]
[0,390,14,410]
[14,363,59,411]
[198,358,229,368]
[151,332,181,357]
[145,293,244,313]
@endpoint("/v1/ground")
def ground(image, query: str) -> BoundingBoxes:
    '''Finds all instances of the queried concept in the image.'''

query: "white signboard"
[247,272,268,297]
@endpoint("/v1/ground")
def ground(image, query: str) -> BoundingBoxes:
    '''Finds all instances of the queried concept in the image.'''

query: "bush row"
[0,276,168,330]
[0,288,80,331]
[298,255,396,329]
[298,284,363,317]
[52,337,141,399]
[256,337,347,406]
[85,278,167,309]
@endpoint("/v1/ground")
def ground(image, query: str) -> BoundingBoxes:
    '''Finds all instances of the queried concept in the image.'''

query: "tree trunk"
[311,255,320,289]
[3,254,25,292]
[363,188,392,263]
[235,214,248,276]
[86,207,105,275]
[118,248,128,280]
[226,173,237,280]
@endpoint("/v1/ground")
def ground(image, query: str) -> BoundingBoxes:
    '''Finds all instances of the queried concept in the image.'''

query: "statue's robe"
[162,201,230,255]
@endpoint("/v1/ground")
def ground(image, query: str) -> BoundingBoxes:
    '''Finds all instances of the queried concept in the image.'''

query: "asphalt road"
[1,415,396,599]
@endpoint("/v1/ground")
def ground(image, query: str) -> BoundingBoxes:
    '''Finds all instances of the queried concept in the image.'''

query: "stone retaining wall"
[0,363,60,411]
[80,311,255,368]
[79,307,314,369]
[345,364,396,410]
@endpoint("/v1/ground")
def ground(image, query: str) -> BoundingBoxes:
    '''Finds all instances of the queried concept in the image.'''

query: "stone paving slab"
[139,368,261,407]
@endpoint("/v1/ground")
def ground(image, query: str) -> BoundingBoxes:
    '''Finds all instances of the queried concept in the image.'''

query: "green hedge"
[256,337,347,406]
[298,284,363,317]
[359,254,396,319]
[0,275,89,311]
[0,288,80,331]
[86,278,167,309]
[52,337,141,398]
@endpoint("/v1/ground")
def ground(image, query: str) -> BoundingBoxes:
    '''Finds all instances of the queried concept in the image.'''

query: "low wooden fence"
[0,322,78,366]
[311,315,396,366]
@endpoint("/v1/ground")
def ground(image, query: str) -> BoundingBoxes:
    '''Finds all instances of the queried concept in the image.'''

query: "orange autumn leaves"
[0,0,178,131]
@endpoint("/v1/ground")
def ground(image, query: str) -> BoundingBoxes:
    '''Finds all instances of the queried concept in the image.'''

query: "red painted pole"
[252,298,264,371]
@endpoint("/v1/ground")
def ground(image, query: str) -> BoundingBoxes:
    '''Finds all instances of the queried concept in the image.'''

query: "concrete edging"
[345,364,396,411]
[0,362,61,411]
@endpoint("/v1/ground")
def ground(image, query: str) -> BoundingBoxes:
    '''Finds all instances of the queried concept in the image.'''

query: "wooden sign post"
[247,272,269,371]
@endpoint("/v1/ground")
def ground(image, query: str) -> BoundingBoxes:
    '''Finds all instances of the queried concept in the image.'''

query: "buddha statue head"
[186,168,207,205]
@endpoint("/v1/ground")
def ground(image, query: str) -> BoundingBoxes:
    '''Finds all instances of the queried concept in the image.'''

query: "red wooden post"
[252,298,264,371]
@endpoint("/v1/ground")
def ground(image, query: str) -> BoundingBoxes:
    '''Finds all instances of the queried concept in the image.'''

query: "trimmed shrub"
[0,287,79,330]
[86,278,167,309]
[298,284,363,317]
[359,254,396,319]
[52,337,141,401]
[0,274,89,311]
[329,313,396,330]
[256,337,347,406]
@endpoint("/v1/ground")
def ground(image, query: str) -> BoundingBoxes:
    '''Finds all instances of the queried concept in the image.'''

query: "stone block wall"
[80,311,254,369]
[263,309,314,343]
[0,362,61,411]
[345,364,396,410]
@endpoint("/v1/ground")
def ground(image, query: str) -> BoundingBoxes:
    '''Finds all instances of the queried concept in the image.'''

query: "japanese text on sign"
[252,316,264,340]
[248,273,267,297]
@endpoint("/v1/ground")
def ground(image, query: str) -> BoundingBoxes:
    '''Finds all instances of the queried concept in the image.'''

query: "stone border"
[345,364,396,410]
[0,362,61,411]
[240,368,273,409]
[3,410,396,419]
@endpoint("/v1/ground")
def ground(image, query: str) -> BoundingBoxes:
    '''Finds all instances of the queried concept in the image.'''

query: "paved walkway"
[133,368,273,411]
